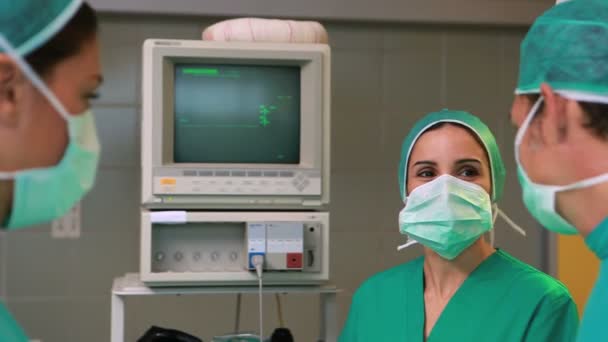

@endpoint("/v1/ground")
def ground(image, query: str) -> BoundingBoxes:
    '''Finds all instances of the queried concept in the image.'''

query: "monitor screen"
[173,63,301,164]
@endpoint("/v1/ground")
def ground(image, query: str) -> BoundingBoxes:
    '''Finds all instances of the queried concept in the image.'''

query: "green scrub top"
[578,217,608,342]
[0,303,27,341]
[339,249,578,342]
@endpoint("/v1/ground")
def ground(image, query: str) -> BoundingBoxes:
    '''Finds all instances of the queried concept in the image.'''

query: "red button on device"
[287,253,302,268]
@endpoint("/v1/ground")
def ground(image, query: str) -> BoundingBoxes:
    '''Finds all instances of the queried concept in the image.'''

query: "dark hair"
[526,94,608,140]
[580,102,608,140]
[25,2,97,78]
[525,94,544,113]
[525,94,608,140]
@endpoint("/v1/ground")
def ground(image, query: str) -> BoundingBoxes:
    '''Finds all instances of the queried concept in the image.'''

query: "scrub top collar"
[585,216,608,260]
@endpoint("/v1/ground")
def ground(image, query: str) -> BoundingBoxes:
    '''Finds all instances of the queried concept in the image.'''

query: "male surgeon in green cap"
[0,0,101,339]
[339,110,577,341]
[511,0,608,340]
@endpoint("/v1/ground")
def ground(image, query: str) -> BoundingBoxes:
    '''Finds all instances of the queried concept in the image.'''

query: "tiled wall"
[0,14,542,342]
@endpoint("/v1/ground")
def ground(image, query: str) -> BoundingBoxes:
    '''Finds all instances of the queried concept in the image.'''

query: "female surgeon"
[0,0,101,339]
[339,110,578,341]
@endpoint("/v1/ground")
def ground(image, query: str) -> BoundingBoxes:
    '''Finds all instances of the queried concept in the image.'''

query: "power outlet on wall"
[51,203,81,239]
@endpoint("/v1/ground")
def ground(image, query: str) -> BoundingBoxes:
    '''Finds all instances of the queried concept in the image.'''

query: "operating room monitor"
[173,63,301,164]
[141,39,331,209]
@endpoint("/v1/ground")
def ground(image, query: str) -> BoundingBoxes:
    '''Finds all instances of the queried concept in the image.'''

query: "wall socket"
[51,203,81,239]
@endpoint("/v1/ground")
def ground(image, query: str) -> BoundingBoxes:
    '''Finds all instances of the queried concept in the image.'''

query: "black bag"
[137,326,203,342]
[271,328,294,342]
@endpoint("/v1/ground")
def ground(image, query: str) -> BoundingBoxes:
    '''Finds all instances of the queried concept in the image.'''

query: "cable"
[252,255,265,342]
[234,293,242,333]
[258,275,263,342]
[275,294,285,328]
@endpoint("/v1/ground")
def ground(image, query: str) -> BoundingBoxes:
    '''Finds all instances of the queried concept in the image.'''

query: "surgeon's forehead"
[410,124,489,165]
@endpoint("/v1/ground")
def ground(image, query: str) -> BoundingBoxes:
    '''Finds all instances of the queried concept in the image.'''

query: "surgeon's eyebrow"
[413,160,437,167]
[455,158,481,165]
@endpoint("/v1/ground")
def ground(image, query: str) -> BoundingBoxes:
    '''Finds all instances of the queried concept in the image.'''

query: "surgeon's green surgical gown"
[577,217,608,342]
[339,249,578,342]
[0,303,27,342]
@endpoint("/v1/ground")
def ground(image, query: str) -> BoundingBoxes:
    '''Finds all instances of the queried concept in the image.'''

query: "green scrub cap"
[0,0,82,55]
[516,0,608,103]
[398,110,506,203]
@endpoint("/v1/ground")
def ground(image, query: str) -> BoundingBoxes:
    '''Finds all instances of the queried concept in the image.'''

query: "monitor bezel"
[162,56,318,169]
[141,39,330,209]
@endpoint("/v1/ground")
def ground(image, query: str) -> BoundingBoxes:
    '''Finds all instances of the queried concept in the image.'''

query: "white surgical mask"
[397,175,526,257]
[0,35,100,229]
[515,97,608,235]
[398,175,494,260]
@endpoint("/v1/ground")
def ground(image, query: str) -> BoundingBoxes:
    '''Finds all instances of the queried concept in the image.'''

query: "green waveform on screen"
[259,104,278,127]
[177,95,294,130]
[182,68,219,76]
[181,68,241,78]
[179,123,259,128]
[177,115,261,129]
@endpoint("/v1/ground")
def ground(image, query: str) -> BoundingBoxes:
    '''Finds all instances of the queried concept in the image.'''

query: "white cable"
[251,255,265,342]
[258,274,264,342]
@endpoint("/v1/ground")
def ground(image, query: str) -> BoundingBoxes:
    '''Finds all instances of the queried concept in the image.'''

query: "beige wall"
[88,0,553,25]
[0,15,542,342]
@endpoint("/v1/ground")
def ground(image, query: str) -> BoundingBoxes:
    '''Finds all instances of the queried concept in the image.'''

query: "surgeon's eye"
[417,169,436,178]
[458,166,480,178]
[85,92,100,100]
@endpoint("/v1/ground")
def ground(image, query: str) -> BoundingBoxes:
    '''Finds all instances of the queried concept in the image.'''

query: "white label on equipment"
[150,211,187,224]
[247,223,267,253]
[266,222,303,253]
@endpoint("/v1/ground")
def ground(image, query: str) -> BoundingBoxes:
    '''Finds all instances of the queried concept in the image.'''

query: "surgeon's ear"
[540,83,569,143]
[0,54,20,127]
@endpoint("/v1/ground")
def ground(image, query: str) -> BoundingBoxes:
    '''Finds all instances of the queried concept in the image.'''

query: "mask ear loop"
[487,204,527,247]
[0,35,74,181]
[0,35,71,120]
[397,239,418,251]
[489,204,499,247]
[488,206,527,248]
[397,193,417,251]
[487,204,529,248]
[515,97,544,162]
[496,207,527,237]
